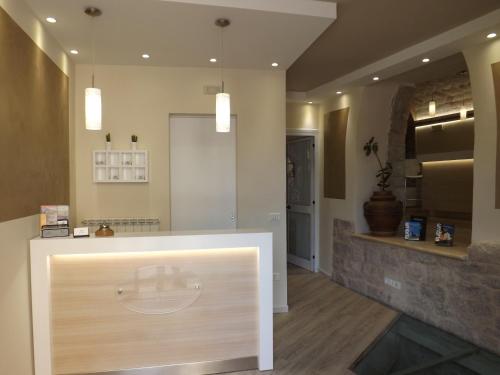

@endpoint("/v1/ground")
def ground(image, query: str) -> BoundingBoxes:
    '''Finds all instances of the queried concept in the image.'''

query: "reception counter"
[30,230,273,375]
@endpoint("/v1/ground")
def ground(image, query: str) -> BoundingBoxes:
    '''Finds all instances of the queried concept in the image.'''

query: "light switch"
[269,212,281,222]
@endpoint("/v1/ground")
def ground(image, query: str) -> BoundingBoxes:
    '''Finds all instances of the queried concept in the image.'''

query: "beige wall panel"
[50,248,259,375]
[422,159,473,215]
[324,108,349,199]
[0,6,69,223]
[493,61,500,208]
[415,120,474,156]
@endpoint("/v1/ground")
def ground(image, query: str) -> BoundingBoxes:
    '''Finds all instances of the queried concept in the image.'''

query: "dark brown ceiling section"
[287,0,500,92]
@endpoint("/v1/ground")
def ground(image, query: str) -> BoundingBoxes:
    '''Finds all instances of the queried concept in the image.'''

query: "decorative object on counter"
[84,7,103,131]
[105,132,111,150]
[131,134,138,150]
[363,137,403,236]
[95,223,114,237]
[73,227,90,238]
[435,223,454,247]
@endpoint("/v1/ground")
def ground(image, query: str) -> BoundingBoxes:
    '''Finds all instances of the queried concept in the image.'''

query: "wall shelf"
[93,150,148,183]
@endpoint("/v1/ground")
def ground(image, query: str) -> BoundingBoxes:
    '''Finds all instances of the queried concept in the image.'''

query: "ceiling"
[287,0,500,92]
[25,0,336,70]
[389,53,468,85]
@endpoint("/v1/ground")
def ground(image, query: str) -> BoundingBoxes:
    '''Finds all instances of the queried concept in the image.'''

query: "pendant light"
[460,94,467,120]
[215,18,231,133]
[428,95,436,117]
[85,7,102,131]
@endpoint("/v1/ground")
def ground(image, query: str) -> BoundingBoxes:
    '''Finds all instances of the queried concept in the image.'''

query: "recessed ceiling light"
[70,49,79,55]
[142,54,150,59]
[373,76,380,81]
[210,58,217,63]
[487,32,497,39]
[271,62,279,67]
[422,58,430,63]
[307,101,313,104]
[336,91,343,95]
[46,17,57,23]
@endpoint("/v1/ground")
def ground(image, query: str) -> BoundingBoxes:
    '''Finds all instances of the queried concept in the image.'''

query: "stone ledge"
[352,233,468,261]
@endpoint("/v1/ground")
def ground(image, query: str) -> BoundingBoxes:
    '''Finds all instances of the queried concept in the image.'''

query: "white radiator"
[81,218,160,233]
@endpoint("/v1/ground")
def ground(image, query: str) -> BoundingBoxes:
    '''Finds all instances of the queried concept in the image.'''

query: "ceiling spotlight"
[46,17,57,23]
[372,76,380,81]
[336,91,343,95]
[210,58,217,63]
[271,62,279,67]
[422,58,430,63]
[142,54,150,59]
[70,49,79,55]
[487,32,497,39]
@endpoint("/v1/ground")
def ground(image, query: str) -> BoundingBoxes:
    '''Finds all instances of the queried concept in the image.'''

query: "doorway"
[286,132,318,271]
[170,114,237,231]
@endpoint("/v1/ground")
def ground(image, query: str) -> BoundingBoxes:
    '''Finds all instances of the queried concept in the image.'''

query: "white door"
[170,115,236,231]
[286,136,315,271]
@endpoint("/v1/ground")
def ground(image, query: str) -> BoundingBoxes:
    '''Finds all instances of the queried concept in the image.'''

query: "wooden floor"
[232,265,398,375]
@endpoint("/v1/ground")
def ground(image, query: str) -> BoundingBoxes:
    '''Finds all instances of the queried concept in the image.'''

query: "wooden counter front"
[30,231,273,375]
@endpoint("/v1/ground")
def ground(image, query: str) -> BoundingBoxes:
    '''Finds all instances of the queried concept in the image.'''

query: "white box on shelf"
[93,150,148,183]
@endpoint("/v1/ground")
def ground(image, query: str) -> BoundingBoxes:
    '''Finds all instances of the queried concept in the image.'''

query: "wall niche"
[389,54,474,245]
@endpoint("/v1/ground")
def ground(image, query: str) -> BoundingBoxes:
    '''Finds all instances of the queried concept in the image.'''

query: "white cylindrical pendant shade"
[85,87,102,130]
[428,100,436,116]
[460,106,467,120]
[216,92,231,132]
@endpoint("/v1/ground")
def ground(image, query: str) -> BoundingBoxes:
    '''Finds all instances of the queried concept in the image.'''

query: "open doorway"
[286,131,319,271]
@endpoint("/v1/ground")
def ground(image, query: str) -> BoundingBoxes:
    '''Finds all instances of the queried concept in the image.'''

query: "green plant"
[105,133,111,142]
[363,137,392,191]
[131,134,138,142]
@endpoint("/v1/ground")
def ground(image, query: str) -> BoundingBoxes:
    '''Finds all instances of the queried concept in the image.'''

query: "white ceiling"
[25,0,336,70]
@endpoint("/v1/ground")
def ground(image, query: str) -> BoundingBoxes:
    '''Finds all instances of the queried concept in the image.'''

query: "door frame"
[286,128,320,272]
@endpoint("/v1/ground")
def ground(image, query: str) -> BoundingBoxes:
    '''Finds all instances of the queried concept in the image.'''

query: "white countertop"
[31,228,272,242]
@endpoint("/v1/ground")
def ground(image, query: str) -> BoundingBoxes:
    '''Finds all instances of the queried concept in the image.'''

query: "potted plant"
[131,134,138,150]
[363,137,403,236]
[105,133,111,150]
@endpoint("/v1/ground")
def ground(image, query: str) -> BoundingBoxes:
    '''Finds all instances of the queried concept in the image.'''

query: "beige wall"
[287,83,400,275]
[464,38,500,241]
[74,64,288,309]
[0,216,39,375]
[0,1,73,374]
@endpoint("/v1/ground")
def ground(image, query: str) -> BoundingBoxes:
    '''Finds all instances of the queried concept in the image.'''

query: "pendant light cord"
[91,16,96,88]
[220,26,224,93]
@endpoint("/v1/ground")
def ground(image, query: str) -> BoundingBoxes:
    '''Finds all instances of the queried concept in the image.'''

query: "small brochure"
[405,221,423,241]
[435,223,455,247]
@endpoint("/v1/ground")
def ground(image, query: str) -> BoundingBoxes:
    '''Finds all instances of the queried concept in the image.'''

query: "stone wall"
[332,218,500,354]
[387,86,415,210]
[411,72,472,120]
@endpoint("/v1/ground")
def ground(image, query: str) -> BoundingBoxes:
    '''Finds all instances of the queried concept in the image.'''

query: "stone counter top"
[352,233,468,261]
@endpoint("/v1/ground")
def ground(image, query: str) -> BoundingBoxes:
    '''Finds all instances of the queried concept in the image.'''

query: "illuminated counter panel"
[30,231,273,375]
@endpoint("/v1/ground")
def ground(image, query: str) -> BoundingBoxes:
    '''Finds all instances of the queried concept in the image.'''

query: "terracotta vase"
[363,190,403,236]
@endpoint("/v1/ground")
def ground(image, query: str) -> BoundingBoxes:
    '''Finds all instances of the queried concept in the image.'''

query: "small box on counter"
[41,225,70,238]
[435,223,455,247]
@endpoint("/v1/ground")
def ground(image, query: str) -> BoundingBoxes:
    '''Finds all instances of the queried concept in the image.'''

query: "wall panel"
[324,107,349,199]
[0,6,69,223]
